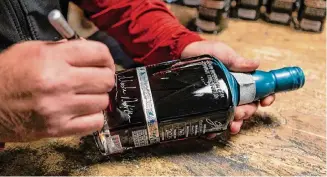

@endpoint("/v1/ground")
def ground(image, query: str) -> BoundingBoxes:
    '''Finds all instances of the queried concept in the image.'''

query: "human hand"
[0,40,115,142]
[181,40,275,135]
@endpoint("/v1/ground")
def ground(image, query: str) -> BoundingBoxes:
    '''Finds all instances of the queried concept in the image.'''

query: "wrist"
[170,31,204,60]
[181,40,219,59]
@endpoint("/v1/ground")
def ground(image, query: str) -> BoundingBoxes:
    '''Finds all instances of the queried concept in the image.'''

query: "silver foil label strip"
[231,72,256,105]
[93,110,124,155]
[136,67,160,145]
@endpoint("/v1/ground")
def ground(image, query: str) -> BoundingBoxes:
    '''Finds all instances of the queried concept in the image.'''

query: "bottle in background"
[195,0,230,34]
[263,0,300,25]
[229,0,239,18]
[236,0,263,20]
[295,0,326,32]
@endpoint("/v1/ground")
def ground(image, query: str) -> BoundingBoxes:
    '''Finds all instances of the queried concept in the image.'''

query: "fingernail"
[229,120,243,135]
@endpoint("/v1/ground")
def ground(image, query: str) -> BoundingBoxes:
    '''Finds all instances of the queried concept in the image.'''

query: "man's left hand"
[181,40,276,135]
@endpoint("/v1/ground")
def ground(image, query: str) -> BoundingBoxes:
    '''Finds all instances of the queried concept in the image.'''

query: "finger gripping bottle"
[93,55,305,155]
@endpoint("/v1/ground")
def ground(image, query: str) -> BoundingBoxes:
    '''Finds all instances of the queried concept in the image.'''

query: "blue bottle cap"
[270,66,305,92]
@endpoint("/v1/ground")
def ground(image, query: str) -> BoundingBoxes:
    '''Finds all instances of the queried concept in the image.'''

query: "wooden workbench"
[0,4,325,176]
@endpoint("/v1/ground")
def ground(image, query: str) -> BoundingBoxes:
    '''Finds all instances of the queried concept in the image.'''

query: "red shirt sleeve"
[73,0,204,65]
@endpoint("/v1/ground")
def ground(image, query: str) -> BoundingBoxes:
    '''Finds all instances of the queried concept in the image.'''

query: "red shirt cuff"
[74,0,205,65]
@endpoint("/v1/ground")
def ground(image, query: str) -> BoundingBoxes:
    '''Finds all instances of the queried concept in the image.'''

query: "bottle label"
[199,6,218,18]
[272,0,294,10]
[97,55,234,155]
[157,60,230,141]
[304,7,326,17]
[136,67,160,144]
[131,60,230,143]
[111,134,123,152]
[132,129,149,147]
[203,60,228,99]
[238,8,257,19]
[201,0,225,9]
[269,12,290,23]
[159,116,227,141]
[300,18,321,31]
[93,111,125,155]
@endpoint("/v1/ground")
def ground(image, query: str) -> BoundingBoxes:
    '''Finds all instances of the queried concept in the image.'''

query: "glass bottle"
[296,0,326,32]
[93,55,305,155]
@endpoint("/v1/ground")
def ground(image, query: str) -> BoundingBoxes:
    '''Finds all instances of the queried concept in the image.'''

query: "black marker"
[48,9,79,40]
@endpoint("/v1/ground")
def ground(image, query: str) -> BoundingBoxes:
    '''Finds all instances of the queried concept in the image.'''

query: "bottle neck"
[231,67,305,106]
[211,55,305,106]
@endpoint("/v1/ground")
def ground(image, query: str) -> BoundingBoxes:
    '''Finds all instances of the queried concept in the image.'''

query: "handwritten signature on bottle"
[205,118,224,131]
[118,75,138,120]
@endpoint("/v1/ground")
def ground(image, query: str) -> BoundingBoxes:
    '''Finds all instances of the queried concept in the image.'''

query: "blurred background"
[67,0,326,70]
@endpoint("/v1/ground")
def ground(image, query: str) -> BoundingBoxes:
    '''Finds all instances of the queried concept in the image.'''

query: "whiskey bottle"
[93,55,305,155]
[237,0,263,20]
[263,0,300,25]
[195,0,230,34]
[296,0,326,32]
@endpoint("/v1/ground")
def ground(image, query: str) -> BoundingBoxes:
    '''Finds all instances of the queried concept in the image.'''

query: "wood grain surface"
[0,3,325,176]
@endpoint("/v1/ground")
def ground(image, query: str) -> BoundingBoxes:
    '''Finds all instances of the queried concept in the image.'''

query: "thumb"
[225,54,260,72]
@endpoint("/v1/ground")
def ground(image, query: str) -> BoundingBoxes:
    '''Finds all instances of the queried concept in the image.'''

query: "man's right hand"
[0,40,115,142]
